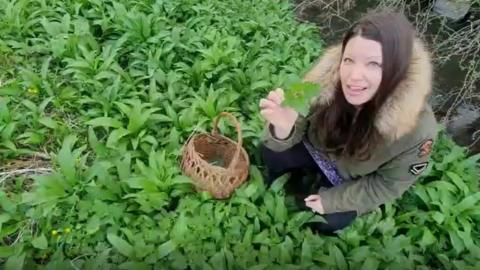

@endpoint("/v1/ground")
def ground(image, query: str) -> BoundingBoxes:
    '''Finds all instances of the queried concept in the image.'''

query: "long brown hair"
[315,12,414,160]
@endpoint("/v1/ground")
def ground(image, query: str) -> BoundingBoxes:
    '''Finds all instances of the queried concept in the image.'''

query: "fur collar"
[303,39,433,141]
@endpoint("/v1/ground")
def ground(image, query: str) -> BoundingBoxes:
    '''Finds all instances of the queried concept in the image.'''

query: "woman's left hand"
[305,195,324,214]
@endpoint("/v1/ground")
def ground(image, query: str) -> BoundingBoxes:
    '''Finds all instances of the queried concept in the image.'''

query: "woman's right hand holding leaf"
[259,88,298,139]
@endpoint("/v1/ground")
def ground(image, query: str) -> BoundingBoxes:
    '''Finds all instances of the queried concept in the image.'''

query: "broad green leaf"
[107,233,134,257]
[332,245,348,270]
[446,171,469,194]
[301,238,312,263]
[274,195,288,223]
[57,135,77,185]
[86,215,101,235]
[209,250,226,270]
[158,240,176,259]
[249,265,268,270]
[282,75,321,117]
[118,262,150,270]
[454,193,480,213]
[348,246,370,262]
[270,173,289,192]
[86,117,123,128]
[250,80,271,90]
[0,213,10,232]
[431,211,445,224]
[0,84,21,96]
[5,253,25,270]
[32,234,48,249]
[361,257,379,270]
[39,116,58,129]
[83,249,111,269]
[449,230,465,254]
[419,228,436,248]
[243,182,258,198]
[280,237,293,264]
[0,246,15,258]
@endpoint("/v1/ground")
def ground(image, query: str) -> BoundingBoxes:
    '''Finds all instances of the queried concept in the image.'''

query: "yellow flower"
[51,230,58,236]
[64,227,71,234]
[27,86,39,95]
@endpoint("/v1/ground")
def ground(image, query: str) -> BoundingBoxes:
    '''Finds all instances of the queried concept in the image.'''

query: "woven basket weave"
[180,112,250,199]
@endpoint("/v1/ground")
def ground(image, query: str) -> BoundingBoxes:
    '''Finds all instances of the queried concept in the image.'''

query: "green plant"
[0,0,479,269]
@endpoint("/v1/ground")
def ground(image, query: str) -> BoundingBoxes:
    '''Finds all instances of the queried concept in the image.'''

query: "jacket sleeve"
[260,115,308,152]
[318,138,435,215]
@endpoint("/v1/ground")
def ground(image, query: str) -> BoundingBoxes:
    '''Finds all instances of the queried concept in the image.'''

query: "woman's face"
[339,36,383,106]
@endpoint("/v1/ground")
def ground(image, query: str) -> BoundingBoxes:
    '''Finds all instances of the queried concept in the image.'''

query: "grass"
[0,0,479,269]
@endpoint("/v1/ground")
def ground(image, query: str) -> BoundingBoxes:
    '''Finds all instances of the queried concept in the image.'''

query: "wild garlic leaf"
[282,75,321,116]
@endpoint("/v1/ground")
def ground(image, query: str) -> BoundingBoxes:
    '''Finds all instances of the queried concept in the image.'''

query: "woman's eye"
[343,58,353,63]
[369,62,382,67]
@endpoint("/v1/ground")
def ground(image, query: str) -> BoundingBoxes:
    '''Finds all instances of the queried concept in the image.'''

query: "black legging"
[259,142,357,235]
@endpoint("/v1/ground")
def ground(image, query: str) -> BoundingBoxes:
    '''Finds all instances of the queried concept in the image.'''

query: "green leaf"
[274,195,288,223]
[5,253,25,270]
[158,240,176,259]
[431,211,445,224]
[270,173,289,192]
[332,245,348,270]
[449,230,465,254]
[86,215,101,235]
[243,182,258,198]
[0,213,11,232]
[118,262,151,270]
[39,116,58,129]
[361,256,379,270]
[348,246,370,262]
[107,233,134,257]
[250,80,271,90]
[0,84,22,96]
[419,228,436,248]
[454,193,480,213]
[280,237,293,264]
[209,250,226,270]
[282,76,321,117]
[83,249,111,269]
[32,234,48,249]
[57,135,77,185]
[86,117,123,128]
[249,265,268,270]
[445,171,469,194]
[0,246,15,258]
[301,238,312,264]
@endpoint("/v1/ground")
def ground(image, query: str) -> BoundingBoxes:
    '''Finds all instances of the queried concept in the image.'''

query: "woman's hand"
[259,88,298,139]
[305,194,324,214]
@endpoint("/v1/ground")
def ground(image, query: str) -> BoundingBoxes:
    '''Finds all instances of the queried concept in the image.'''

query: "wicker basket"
[180,112,250,199]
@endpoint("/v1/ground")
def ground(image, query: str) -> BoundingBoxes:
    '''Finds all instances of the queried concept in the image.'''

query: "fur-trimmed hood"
[303,38,433,142]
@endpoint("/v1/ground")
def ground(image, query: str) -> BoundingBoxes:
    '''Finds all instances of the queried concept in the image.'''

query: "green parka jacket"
[261,39,438,216]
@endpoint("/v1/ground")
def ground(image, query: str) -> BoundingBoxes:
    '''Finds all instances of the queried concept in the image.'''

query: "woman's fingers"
[259,98,277,110]
[267,88,284,105]
[260,108,274,120]
[304,194,320,202]
[305,200,315,209]
[275,88,285,102]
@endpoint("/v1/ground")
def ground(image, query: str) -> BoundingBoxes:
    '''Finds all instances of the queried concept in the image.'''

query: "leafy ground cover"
[0,0,479,269]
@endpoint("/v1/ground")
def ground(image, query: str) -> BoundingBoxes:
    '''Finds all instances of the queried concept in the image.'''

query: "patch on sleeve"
[418,139,434,158]
[409,162,429,176]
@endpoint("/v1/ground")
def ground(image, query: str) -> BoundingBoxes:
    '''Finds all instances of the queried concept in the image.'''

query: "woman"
[259,11,437,235]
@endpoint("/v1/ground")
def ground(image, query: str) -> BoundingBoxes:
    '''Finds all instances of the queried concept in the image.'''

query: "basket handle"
[212,112,243,170]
